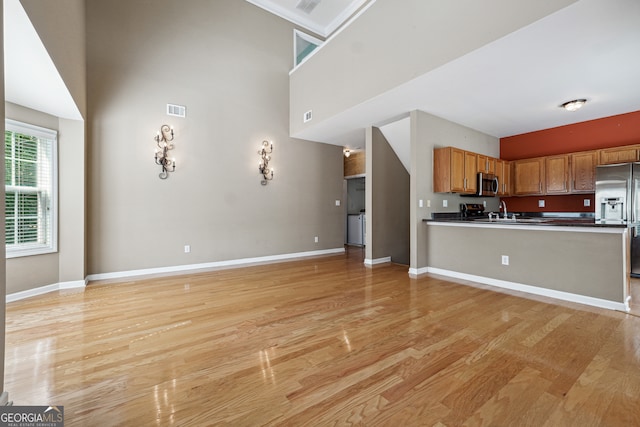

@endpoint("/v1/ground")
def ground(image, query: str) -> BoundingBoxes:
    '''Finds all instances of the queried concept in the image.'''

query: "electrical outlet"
[184,245,191,253]
[483,200,487,207]
[427,200,431,208]
[335,200,341,206]
[419,199,424,208]
[584,199,591,207]
[538,200,545,208]
[314,236,318,243]
[501,255,509,265]
[443,200,448,208]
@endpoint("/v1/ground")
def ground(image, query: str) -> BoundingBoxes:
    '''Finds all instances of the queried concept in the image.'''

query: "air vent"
[167,104,186,118]
[296,0,321,14]
[303,110,313,123]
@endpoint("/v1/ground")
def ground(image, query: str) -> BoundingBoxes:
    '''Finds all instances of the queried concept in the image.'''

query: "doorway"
[345,177,366,246]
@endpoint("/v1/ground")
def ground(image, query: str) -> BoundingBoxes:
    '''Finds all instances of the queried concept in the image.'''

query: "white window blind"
[5,119,57,258]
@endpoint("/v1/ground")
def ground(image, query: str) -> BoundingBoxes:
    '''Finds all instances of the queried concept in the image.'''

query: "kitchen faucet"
[500,201,508,218]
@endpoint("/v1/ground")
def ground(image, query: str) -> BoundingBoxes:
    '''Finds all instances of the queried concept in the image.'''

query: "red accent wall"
[504,194,595,213]
[500,110,640,160]
[500,110,640,213]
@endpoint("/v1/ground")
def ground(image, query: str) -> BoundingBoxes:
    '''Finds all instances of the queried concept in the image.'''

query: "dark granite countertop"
[423,212,628,228]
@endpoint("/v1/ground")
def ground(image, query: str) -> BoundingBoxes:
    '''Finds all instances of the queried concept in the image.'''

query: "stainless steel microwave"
[477,172,499,196]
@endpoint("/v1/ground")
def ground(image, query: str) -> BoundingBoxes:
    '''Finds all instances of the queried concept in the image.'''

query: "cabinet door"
[477,155,496,174]
[433,147,465,193]
[571,151,597,193]
[545,155,569,194]
[450,147,466,192]
[496,160,511,196]
[463,151,477,193]
[599,146,639,165]
[514,158,544,195]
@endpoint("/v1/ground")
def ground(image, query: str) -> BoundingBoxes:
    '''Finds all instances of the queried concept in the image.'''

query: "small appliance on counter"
[460,203,485,218]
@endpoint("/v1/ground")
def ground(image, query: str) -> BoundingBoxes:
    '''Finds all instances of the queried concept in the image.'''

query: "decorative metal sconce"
[258,140,274,185]
[154,124,175,179]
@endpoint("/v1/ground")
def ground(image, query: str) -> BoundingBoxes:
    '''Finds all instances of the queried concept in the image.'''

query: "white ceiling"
[246,0,369,38]
[3,0,81,120]
[286,0,640,150]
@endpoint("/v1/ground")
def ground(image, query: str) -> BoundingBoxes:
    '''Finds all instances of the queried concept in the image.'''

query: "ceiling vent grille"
[167,103,186,118]
[296,0,321,14]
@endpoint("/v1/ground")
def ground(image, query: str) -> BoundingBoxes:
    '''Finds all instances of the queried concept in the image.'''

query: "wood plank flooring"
[6,247,640,426]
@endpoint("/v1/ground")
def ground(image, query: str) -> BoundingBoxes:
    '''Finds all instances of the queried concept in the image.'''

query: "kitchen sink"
[471,217,550,223]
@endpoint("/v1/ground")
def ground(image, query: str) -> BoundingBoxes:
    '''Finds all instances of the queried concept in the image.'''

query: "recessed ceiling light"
[560,99,587,112]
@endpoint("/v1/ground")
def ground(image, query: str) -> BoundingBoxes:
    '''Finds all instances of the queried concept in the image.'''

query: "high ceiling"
[246,0,370,38]
[279,0,640,151]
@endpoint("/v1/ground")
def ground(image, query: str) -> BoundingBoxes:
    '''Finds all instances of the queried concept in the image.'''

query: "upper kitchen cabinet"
[545,155,570,194]
[513,158,545,195]
[571,151,598,193]
[477,155,496,174]
[433,147,477,194]
[599,145,639,165]
[495,160,511,196]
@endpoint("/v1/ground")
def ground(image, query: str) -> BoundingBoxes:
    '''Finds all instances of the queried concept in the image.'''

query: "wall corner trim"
[426,267,627,312]
[86,248,346,283]
[7,280,87,303]
[364,257,392,266]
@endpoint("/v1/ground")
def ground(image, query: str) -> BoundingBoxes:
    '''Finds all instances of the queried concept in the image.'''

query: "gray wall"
[346,177,365,214]
[86,0,344,275]
[366,127,410,264]
[427,224,626,303]
[409,111,500,271]
[290,0,577,137]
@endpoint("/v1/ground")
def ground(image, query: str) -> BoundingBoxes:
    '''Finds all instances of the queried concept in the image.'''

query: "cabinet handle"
[464,178,467,189]
[539,182,542,193]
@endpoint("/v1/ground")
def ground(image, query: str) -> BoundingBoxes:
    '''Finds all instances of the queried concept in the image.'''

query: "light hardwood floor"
[6,247,640,426]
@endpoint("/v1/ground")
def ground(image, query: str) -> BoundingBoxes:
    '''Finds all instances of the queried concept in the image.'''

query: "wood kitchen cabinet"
[513,158,544,195]
[433,147,477,194]
[495,160,511,196]
[599,146,639,165]
[545,155,570,194]
[477,155,496,174]
[571,150,598,193]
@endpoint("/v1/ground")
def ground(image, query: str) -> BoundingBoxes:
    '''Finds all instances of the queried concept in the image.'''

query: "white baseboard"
[7,280,86,303]
[86,247,346,282]
[364,257,391,266]
[408,267,429,276]
[425,267,628,312]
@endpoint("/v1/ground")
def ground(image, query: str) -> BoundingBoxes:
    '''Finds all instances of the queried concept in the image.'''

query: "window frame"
[5,119,58,258]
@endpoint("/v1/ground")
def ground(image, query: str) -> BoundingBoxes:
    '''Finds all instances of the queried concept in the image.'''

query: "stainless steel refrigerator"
[595,163,640,276]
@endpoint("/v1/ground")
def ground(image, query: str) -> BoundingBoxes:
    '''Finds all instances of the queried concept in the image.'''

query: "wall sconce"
[343,148,351,158]
[258,140,274,185]
[154,124,175,179]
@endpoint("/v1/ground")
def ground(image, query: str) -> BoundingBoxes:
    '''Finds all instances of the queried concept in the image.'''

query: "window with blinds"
[5,119,57,258]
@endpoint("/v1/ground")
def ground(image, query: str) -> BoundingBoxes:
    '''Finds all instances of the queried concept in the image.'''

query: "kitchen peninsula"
[422,218,629,312]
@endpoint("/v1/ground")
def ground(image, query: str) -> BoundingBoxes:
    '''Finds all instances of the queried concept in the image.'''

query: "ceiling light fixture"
[560,99,587,112]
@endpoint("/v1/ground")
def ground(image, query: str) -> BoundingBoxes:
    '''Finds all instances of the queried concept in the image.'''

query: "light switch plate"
[538,200,545,208]
[443,200,448,208]
[335,200,341,206]
[584,199,591,207]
